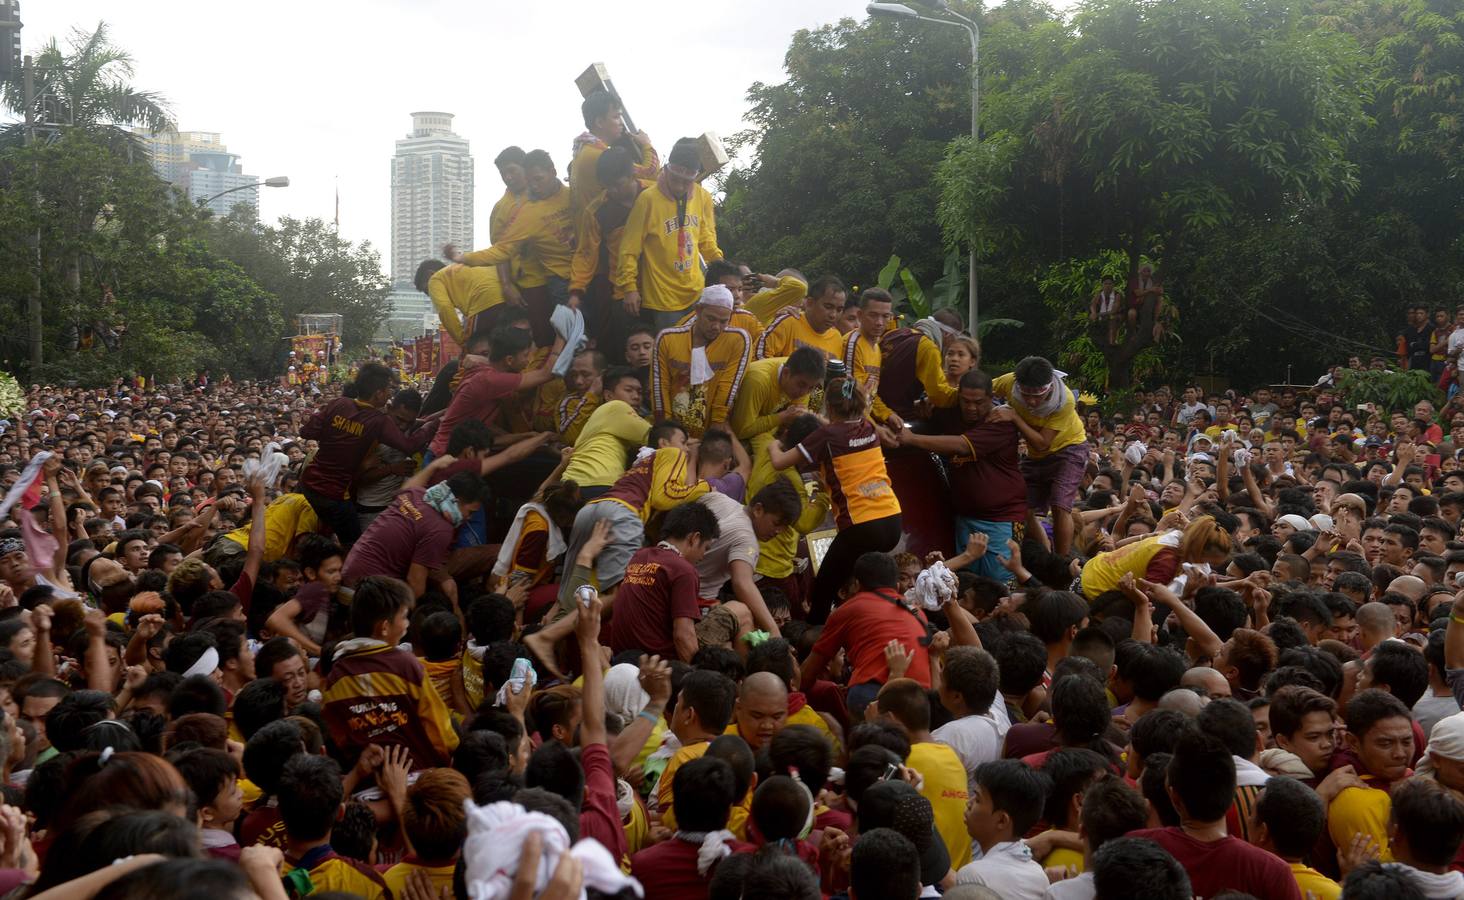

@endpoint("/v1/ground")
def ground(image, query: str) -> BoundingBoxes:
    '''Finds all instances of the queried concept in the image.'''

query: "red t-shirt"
[947,418,1027,522]
[238,806,288,849]
[430,365,523,455]
[606,546,701,659]
[812,589,931,687]
[1128,826,1301,900]
[578,743,627,864]
[630,835,754,900]
[1002,722,1057,760]
[340,487,457,585]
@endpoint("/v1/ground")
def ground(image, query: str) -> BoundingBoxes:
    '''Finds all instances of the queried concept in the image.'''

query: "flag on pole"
[334,176,340,231]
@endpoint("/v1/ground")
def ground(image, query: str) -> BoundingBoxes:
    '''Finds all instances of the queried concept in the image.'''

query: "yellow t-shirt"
[563,400,651,489]
[756,309,844,362]
[615,183,722,312]
[463,184,574,287]
[657,739,751,837]
[1042,841,1085,874]
[908,741,972,870]
[1291,862,1341,900]
[384,861,455,898]
[749,445,829,580]
[991,372,1087,457]
[223,493,320,562]
[427,264,503,345]
[490,189,526,243]
[743,276,810,324]
[533,382,601,446]
[1327,783,1393,862]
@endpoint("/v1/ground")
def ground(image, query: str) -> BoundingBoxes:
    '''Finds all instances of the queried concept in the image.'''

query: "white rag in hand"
[550,305,587,377]
[904,560,957,612]
[461,800,642,900]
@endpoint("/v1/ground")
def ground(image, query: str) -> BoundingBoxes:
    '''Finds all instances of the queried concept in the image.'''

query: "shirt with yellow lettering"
[616,182,722,311]
[907,741,972,870]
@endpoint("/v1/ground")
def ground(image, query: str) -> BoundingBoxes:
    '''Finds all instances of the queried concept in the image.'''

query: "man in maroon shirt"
[341,470,486,599]
[630,755,751,900]
[566,582,628,866]
[897,368,1026,580]
[299,362,437,546]
[1129,731,1302,899]
[429,325,562,458]
[606,502,720,662]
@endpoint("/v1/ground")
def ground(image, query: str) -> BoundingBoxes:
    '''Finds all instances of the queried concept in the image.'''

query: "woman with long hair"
[768,377,902,623]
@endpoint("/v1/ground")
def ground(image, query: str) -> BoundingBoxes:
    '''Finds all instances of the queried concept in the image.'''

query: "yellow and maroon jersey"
[795,419,900,528]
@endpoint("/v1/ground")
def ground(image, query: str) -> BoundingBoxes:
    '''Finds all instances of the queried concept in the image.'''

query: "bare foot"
[523,627,567,680]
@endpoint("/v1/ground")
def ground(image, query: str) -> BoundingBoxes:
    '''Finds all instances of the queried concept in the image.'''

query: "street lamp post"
[202,175,290,208]
[867,1,980,333]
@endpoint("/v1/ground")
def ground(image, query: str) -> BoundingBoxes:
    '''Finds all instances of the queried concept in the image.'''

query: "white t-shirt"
[1046,871,1095,900]
[1448,329,1464,367]
[693,492,759,601]
[932,703,1011,791]
[955,841,1049,900]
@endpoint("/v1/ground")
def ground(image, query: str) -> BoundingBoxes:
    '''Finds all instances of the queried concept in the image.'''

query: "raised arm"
[576,593,608,748]
[1141,578,1222,660]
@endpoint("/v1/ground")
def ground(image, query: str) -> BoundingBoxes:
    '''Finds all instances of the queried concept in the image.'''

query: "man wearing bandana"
[340,471,487,601]
[991,356,1089,556]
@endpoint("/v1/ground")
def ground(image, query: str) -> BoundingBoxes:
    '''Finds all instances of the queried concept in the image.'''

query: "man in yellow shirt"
[562,370,649,499]
[729,348,827,455]
[453,150,574,347]
[756,275,846,361]
[744,269,812,325]
[569,90,658,215]
[652,284,752,438]
[1255,773,1342,900]
[531,349,605,445]
[570,147,653,347]
[1327,689,1416,862]
[873,678,973,870]
[992,356,1089,555]
[749,414,830,605]
[843,288,896,424]
[490,146,528,306]
[415,260,503,345]
[655,670,742,827]
[617,137,723,331]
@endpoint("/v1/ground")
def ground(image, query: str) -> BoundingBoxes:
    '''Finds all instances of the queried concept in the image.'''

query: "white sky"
[18,0,875,276]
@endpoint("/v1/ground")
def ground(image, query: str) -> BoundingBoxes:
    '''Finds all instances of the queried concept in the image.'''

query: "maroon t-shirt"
[1002,722,1057,760]
[579,743,627,864]
[430,365,523,455]
[630,835,755,900]
[340,487,456,585]
[1128,826,1302,900]
[947,418,1027,522]
[300,397,434,499]
[605,546,701,659]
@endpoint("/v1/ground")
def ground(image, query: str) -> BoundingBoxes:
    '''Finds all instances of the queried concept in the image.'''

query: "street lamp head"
[867,2,920,19]
[262,176,290,188]
[908,0,951,8]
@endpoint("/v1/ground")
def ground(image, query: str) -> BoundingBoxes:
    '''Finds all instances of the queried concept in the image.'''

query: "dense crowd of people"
[1,90,1463,900]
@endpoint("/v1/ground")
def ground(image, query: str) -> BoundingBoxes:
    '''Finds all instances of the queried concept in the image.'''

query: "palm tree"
[1,21,173,146]
[0,22,174,369]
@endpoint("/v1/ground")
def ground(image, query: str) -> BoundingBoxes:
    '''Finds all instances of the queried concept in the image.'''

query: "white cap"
[697,284,735,310]
[1278,514,1314,532]
[1309,514,1335,532]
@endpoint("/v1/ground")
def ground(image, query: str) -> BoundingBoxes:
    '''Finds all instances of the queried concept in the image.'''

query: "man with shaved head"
[729,671,789,751]
[1356,601,1400,654]
[1158,688,1210,717]
[1181,667,1232,701]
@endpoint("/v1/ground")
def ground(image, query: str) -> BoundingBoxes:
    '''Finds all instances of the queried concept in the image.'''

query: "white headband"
[183,646,220,679]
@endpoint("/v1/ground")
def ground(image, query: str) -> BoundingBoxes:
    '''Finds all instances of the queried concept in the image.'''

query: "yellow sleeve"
[744,276,808,323]
[635,142,660,179]
[917,337,958,407]
[864,342,895,423]
[651,333,673,420]
[991,372,1015,401]
[416,665,461,759]
[709,333,752,427]
[427,276,465,345]
[570,205,602,294]
[462,205,537,269]
[1327,787,1393,862]
[604,402,652,444]
[730,364,780,441]
[697,191,722,263]
[616,193,651,298]
[649,448,710,512]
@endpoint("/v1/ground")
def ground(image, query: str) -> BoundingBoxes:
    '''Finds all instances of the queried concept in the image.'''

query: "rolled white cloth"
[461,800,643,900]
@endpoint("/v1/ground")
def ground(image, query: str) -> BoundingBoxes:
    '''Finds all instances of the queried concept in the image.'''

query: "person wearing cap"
[616,136,724,331]
[450,149,574,347]
[1273,514,1315,542]
[651,284,752,439]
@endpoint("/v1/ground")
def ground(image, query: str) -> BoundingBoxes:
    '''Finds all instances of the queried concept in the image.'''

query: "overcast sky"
[19,0,887,277]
